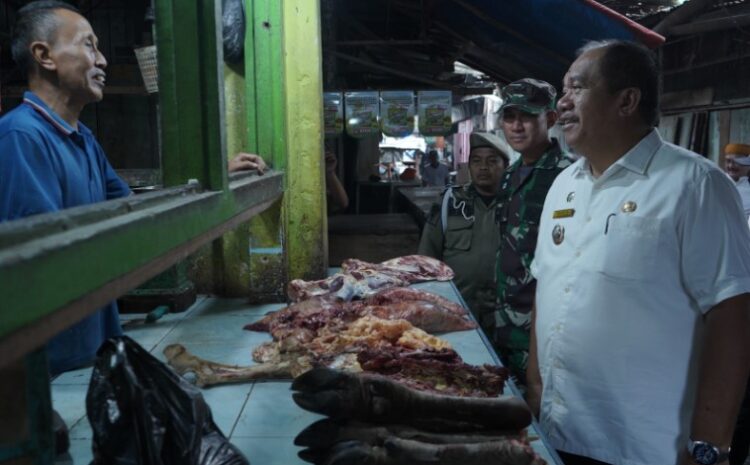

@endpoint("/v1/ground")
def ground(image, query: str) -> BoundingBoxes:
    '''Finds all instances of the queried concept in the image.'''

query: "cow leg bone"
[163,344,292,387]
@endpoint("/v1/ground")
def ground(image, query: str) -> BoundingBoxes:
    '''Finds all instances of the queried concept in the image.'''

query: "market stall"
[52,273,562,465]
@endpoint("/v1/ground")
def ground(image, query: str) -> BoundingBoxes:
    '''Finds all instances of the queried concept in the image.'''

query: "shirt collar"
[571,129,662,178]
[23,91,91,137]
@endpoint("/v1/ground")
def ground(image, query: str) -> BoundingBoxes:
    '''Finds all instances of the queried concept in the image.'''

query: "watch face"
[693,443,719,465]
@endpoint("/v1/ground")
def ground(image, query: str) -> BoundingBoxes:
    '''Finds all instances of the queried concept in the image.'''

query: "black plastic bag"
[86,336,249,465]
[223,0,246,64]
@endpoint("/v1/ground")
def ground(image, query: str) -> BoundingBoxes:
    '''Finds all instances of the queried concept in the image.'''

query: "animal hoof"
[291,368,353,393]
[295,419,341,447]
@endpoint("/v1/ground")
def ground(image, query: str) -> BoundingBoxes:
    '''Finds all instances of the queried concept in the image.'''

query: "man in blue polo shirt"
[0,1,131,375]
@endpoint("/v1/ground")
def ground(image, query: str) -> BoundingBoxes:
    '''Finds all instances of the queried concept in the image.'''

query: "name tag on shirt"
[553,208,575,219]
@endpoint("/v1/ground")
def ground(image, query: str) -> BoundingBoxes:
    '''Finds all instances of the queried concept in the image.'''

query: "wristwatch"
[687,439,730,465]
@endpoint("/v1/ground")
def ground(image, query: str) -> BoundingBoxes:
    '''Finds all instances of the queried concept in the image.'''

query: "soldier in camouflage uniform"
[418,133,509,322]
[492,79,573,384]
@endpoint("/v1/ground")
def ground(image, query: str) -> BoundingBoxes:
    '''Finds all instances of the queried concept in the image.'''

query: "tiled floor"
[52,283,561,465]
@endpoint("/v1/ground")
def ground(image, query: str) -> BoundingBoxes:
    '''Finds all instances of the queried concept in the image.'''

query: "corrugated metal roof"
[324,0,664,92]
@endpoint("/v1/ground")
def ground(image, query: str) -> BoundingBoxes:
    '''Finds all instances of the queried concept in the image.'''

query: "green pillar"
[211,63,256,296]
[213,0,327,299]
[133,0,229,307]
[282,0,327,281]
[241,0,288,301]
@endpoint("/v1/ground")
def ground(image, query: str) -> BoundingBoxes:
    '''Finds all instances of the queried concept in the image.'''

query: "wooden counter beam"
[0,172,283,368]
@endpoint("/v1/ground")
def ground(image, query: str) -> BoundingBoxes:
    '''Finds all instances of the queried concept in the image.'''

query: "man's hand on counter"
[228,152,267,174]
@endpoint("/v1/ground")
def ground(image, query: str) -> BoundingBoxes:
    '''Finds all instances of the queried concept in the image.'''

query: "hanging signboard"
[380,91,415,137]
[323,92,344,135]
[417,90,453,136]
[345,91,380,138]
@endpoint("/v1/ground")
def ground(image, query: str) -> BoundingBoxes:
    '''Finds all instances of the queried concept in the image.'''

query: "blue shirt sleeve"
[103,159,132,200]
[90,139,131,200]
[0,130,64,221]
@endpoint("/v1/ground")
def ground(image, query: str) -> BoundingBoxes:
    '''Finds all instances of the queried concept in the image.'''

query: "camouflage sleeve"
[417,203,444,259]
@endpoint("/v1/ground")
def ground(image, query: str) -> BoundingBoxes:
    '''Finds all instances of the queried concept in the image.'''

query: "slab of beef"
[165,316,452,387]
[244,288,475,344]
[253,316,453,365]
[356,348,508,398]
[288,269,407,302]
[353,287,465,316]
[287,255,454,302]
[342,255,454,283]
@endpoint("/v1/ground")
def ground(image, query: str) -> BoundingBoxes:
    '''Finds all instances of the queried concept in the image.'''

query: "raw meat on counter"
[341,255,454,282]
[287,255,455,302]
[164,318,507,397]
[245,287,475,344]
[357,348,508,398]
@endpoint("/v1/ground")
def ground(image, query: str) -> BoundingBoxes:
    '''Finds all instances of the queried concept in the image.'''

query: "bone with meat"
[164,318,506,396]
[244,289,475,343]
[165,316,452,387]
[287,255,455,302]
[356,348,508,398]
[163,344,296,387]
[353,287,465,316]
[250,316,452,369]
[341,255,455,282]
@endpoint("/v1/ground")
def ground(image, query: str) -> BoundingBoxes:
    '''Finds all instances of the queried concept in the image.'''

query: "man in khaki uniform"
[418,132,509,320]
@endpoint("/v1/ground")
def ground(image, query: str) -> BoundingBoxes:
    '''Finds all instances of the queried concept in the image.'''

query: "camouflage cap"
[499,78,557,115]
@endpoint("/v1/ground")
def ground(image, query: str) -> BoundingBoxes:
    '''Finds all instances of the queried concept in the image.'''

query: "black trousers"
[557,451,612,465]
[730,377,750,465]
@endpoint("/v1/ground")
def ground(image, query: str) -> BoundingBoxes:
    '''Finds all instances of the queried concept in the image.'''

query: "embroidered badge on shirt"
[552,224,565,245]
[621,201,637,213]
[553,208,575,219]
[566,192,575,202]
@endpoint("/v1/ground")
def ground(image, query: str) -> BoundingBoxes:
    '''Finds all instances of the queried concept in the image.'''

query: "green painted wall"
[244,0,288,301]
[216,63,255,296]
[188,0,328,298]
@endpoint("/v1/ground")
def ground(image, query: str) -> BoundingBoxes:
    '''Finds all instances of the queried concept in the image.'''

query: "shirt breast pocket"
[593,215,663,281]
[445,218,473,251]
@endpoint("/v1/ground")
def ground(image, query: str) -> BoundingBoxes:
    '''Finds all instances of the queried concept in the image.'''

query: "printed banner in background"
[323,92,344,135]
[417,90,452,136]
[380,91,415,137]
[345,91,380,138]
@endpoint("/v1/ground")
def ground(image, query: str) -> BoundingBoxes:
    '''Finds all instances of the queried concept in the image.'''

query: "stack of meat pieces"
[291,368,545,465]
[165,314,506,397]
[164,258,508,396]
[244,286,476,349]
[287,255,454,302]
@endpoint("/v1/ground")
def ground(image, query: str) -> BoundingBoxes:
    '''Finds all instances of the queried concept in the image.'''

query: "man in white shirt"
[420,150,450,187]
[724,143,750,219]
[527,40,750,465]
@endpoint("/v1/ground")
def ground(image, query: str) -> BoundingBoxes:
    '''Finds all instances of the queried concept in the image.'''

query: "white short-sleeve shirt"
[531,130,750,465]
[734,176,750,218]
